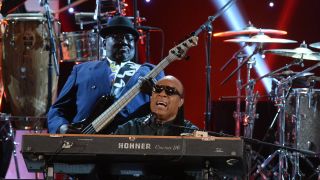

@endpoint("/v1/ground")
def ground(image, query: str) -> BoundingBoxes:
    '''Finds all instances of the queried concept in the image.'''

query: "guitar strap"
[111,62,141,98]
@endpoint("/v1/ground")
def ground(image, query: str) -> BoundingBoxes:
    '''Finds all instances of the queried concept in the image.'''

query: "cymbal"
[272,70,314,78]
[264,47,320,61]
[270,71,314,89]
[224,34,297,44]
[214,26,287,37]
[310,42,320,49]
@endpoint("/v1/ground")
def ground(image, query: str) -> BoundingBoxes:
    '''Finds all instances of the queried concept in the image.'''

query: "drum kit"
[215,25,320,179]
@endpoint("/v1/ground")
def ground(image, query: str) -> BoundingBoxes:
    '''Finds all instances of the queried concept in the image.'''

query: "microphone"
[136,26,162,32]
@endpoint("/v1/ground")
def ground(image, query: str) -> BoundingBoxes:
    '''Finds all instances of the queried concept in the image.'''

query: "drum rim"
[0,114,47,120]
[60,31,97,36]
[5,13,46,21]
[291,88,320,94]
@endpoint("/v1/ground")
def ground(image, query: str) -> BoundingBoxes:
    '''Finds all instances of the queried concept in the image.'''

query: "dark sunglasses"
[107,33,135,42]
[152,85,182,97]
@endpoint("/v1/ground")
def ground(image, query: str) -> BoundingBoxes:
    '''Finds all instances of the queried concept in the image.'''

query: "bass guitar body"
[72,95,114,133]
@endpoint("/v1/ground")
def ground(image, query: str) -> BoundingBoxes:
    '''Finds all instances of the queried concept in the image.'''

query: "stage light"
[145,0,151,3]
[67,0,75,13]
[269,1,274,7]
[212,0,272,91]
[68,7,74,13]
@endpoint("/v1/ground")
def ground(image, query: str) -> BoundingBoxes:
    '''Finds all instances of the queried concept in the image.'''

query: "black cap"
[100,16,139,41]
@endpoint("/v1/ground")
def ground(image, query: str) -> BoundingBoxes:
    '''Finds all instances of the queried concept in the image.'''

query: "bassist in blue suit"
[47,16,164,134]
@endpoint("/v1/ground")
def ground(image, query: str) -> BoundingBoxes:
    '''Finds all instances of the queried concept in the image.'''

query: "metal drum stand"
[276,78,292,179]
[243,56,259,139]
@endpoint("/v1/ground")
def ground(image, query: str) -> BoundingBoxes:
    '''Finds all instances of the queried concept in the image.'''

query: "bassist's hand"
[140,77,155,96]
[59,124,82,134]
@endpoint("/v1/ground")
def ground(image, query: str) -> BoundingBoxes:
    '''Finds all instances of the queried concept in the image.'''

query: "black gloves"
[140,77,156,96]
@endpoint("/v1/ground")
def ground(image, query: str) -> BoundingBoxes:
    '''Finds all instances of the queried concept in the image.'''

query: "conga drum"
[2,13,59,116]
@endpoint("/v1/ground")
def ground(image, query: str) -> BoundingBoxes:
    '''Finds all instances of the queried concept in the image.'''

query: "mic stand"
[192,0,236,36]
[145,30,151,63]
[43,0,59,112]
[137,26,162,63]
[203,24,212,130]
[133,0,139,63]
[191,0,237,130]
[94,0,101,60]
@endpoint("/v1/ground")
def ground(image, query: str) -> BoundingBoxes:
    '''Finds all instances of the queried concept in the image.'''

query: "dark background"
[58,0,320,137]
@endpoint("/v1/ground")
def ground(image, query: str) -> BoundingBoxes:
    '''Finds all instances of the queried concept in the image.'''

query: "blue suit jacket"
[47,60,164,133]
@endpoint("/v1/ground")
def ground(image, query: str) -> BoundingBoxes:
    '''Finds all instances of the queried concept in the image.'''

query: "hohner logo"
[118,142,151,150]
